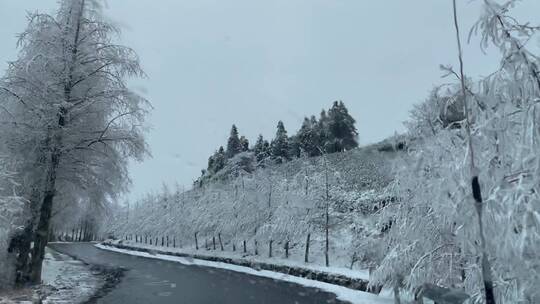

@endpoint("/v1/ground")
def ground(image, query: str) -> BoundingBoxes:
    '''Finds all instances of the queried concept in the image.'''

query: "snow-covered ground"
[106,238,371,280]
[0,247,102,304]
[41,248,103,304]
[96,242,393,304]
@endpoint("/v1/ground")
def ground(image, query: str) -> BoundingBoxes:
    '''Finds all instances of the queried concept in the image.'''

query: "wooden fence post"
[233,243,236,252]
[243,240,246,253]
[255,240,258,255]
[304,233,310,263]
[173,237,176,248]
[155,237,158,246]
[218,233,224,251]
[285,241,289,258]
[195,232,199,250]
[150,237,153,245]
[269,240,273,258]
[166,236,169,247]
[212,236,216,250]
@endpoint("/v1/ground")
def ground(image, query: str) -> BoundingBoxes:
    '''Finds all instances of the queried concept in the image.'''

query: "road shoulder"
[96,241,393,304]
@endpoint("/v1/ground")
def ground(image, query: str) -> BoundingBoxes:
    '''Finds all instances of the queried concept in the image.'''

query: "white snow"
[96,243,392,304]
[108,239,371,281]
[41,248,102,304]
[0,248,102,304]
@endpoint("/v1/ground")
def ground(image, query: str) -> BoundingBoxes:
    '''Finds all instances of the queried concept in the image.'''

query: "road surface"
[49,243,348,304]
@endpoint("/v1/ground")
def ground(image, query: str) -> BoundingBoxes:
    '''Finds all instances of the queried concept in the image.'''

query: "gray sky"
[2,1,540,201]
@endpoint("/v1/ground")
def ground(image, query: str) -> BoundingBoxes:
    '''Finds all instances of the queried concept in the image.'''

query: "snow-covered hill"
[104,141,405,271]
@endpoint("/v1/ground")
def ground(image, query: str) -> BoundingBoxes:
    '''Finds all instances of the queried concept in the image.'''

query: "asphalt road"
[49,243,348,304]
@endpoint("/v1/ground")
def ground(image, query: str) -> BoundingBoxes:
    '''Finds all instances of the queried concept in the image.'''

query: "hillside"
[105,140,405,270]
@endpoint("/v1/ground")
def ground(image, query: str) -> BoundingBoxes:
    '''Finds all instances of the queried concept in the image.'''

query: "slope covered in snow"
[104,141,404,274]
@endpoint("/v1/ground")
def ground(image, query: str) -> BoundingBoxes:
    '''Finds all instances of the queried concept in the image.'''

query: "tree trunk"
[304,233,310,263]
[324,159,330,267]
[218,233,224,251]
[394,285,401,304]
[29,153,59,284]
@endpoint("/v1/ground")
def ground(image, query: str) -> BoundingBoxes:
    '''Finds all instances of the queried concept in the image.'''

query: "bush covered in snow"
[371,2,540,302]
[0,158,27,290]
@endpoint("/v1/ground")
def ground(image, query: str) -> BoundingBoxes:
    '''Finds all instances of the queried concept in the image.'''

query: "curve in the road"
[49,243,349,304]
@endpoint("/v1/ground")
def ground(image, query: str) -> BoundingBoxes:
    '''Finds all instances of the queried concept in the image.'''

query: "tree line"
[201,101,358,183]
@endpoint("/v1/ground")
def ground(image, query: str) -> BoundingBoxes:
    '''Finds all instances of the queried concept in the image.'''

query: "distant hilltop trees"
[197,101,358,185]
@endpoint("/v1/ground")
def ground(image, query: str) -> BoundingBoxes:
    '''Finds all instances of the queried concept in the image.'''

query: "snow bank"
[0,248,102,303]
[40,248,103,304]
[96,243,392,304]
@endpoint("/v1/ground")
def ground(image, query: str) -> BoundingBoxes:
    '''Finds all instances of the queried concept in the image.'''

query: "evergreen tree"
[207,154,216,174]
[318,110,330,152]
[297,116,322,156]
[254,134,271,163]
[213,146,226,172]
[207,145,227,175]
[326,101,358,153]
[288,135,301,159]
[239,136,250,152]
[271,121,290,163]
[226,124,242,158]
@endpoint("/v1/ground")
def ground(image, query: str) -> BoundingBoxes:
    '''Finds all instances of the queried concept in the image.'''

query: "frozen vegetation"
[104,143,398,274]
[1,0,540,304]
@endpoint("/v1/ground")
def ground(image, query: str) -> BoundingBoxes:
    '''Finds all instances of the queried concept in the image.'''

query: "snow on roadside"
[0,248,102,304]
[109,239,371,280]
[41,248,103,304]
[96,243,392,304]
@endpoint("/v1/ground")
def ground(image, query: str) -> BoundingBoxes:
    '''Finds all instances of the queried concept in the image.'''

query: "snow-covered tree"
[0,0,150,284]
[372,1,540,303]
[297,116,322,157]
[226,124,242,158]
[253,134,271,164]
[326,101,358,153]
[239,136,250,152]
[271,121,290,163]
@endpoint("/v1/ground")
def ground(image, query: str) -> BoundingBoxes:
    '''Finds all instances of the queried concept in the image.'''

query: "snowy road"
[49,243,349,304]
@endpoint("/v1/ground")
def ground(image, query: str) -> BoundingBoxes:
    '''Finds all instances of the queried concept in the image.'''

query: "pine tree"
[297,116,322,157]
[318,110,330,152]
[226,125,242,158]
[271,121,290,163]
[289,135,301,159]
[239,136,250,152]
[326,101,358,153]
[254,134,271,164]
[207,154,216,174]
[214,146,226,172]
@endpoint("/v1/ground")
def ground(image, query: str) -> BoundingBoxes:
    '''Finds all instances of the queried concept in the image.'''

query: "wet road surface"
[49,243,348,304]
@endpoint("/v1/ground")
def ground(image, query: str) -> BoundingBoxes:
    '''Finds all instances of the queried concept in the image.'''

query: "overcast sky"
[2,1,540,201]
